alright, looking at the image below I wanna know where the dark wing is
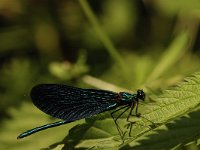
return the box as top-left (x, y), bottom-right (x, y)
top-left (30, 84), bottom-right (118, 122)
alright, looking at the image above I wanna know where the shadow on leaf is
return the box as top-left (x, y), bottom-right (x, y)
top-left (41, 120), bottom-right (95, 150)
top-left (121, 109), bottom-right (200, 150)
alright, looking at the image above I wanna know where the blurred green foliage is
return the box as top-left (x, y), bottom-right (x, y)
top-left (0, 0), bottom-right (200, 149)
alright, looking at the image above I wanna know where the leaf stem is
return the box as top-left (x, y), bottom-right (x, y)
top-left (79, 0), bottom-right (129, 76)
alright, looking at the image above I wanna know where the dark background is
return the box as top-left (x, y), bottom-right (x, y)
top-left (0, 0), bottom-right (200, 149)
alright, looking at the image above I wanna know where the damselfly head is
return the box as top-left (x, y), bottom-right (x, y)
top-left (136, 90), bottom-right (145, 101)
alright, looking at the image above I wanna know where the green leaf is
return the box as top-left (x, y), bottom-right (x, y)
top-left (121, 71), bottom-right (200, 149)
top-left (66, 71), bottom-right (200, 149)
top-left (122, 109), bottom-right (200, 150)
top-left (3, 71), bottom-right (200, 150)
top-left (49, 50), bottom-right (89, 80)
top-left (0, 103), bottom-right (84, 150)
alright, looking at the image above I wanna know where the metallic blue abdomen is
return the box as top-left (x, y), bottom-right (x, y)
top-left (120, 92), bottom-right (135, 103)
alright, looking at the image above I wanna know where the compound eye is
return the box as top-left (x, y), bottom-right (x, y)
top-left (137, 90), bottom-right (145, 100)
